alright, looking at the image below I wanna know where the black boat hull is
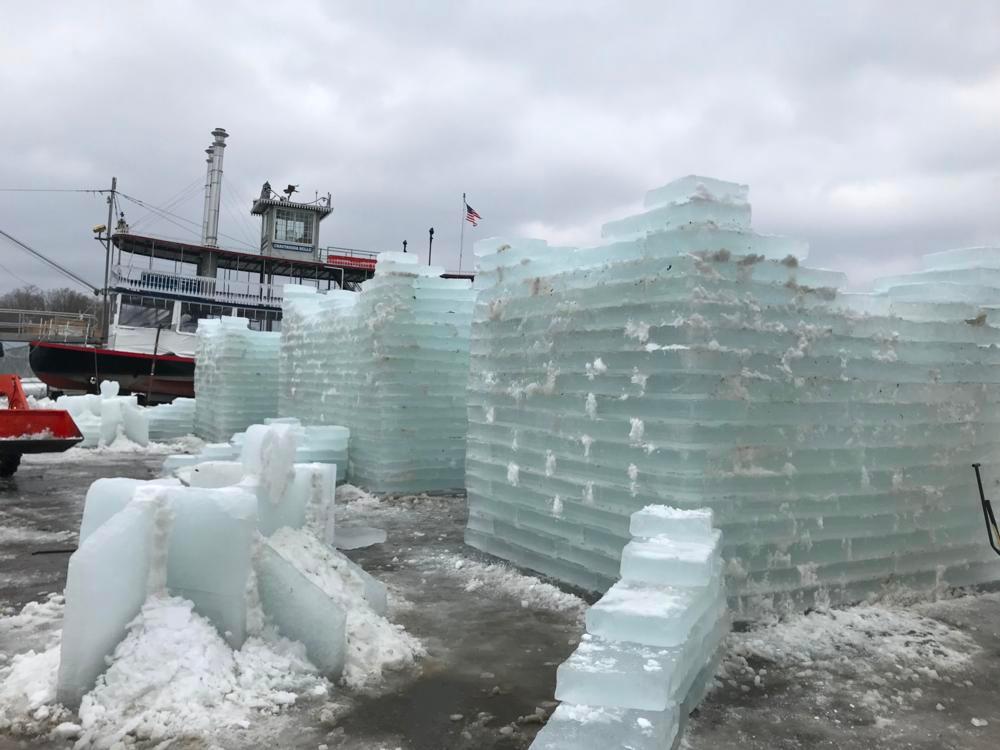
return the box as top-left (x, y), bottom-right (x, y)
top-left (29, 341), bottom-right (195, 401)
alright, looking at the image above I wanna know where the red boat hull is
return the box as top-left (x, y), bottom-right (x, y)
top-left (29, 342), bottom-right (195, 401)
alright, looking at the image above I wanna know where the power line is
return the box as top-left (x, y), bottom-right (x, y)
top-left (0, 228), bottom-right (98, 292)
top-left (0, 187), bottom-right (108, 193)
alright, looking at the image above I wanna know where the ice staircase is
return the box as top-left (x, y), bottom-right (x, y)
top-left (531, 506), bottom-right (728, 749)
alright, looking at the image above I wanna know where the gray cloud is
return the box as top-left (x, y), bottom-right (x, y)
top-left (1, 0), bottom-right (998, 293)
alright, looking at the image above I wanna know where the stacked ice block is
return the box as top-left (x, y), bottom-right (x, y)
top-left (532, 506), bottom-right (728, 749)
top-left (56, 423), bottom-right (385, 708)
top-left (279, 253), bottom-right (476, 492)
top-left (146, 397), bottom-right (196, 441)
top-left (194, 317), bottom-right (280, 442)
top-left (161, 417), bottom-right (349, 483)
top-left (465, 175), bottom-right (1000, 611)
top-left (57, 380), bottom-right (148, 447)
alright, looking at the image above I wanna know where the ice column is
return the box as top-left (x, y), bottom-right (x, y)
top-left (194, 317), bottom-right (280, 442)
top-left (279, 253), bottom-right (475, 493)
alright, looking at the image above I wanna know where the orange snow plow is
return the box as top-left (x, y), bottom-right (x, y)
top-left (0, 375), bottom-right (83, 477)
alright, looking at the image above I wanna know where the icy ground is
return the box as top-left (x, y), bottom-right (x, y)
top-left (1, 456), bottom-right (999, 748)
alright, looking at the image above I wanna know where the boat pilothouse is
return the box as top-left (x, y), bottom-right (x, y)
top-left (30, 128), bottom-right (378, 401)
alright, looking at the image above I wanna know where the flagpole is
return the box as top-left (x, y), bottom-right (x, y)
top-left (459, 192), bottom-right (466, 273)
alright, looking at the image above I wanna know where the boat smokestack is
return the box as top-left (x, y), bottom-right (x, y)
top-left (203, 127), bottom-right (228, 247)
top-left (201, 147), bottom-right (213, 245)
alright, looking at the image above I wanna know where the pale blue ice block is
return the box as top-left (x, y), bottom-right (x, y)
top-left (255, 543), bottom-right (347, 678)
top-left (530, 702), bottom-right (677, 750)
top-left (164, 486), bottom-right (257, 647)
top-left (57, 499), bottom-right (159, 707)
top-left (629, 505), bottom-right (714, 541)
top-left (619, 531), bottom-right (722, 587)
top-left (79, 477), bottom-right (179, 542)
top-left (586, 580), bottom-right (723, 647)
top-left (643, 175), bottom-right (749, 209)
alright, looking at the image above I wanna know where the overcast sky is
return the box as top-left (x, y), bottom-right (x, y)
top-left (1, 0), bottom-right (998, 295)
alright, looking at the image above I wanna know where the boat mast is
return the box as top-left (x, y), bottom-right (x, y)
top-left (102, 175), bottom-right (117, 343)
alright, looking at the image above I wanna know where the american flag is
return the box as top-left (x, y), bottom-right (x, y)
top-left (465, 202), bottom-right (482, 227)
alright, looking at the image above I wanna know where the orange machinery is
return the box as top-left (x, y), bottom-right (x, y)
top-left (0, 375), bottom-right (83, 477)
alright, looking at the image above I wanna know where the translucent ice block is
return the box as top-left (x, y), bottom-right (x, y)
top-left (335, 525), bottom-right (387, 550)
top-left (629, 506), bottom-right (715, 541)
top-left (164, 486), bottom-right (258, 647)
top-left (254, 543), bottom-right (347, 678)
top-left (79, 477), bottom-right (179, 542)
top-left (529, 702), bottom-right (677, 750)
top-left (619, 530), bottom-right (722, 587)
top-left (57, 498), bottom-right (160, 707)
top-left (586, 580), bottom-right (724, 647)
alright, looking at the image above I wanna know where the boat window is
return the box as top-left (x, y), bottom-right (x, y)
top-left (274, 208), bottom-right (314, 245)
top-left (118, 294), bottom-right (173, 328)
top-left (179, 301), bottom-right (228, 333)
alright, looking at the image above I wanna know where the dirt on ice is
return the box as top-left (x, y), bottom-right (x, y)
top-left (2, 453), bottom-right (1000, 749)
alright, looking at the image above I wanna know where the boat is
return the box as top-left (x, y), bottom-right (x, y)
top-left (30, 128), bottom-right (378, 401)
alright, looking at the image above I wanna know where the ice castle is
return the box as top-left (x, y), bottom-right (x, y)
top-left (279, 253), bottom-right (476, 493)
top-left (464, 176), bottom-right (1000, 612)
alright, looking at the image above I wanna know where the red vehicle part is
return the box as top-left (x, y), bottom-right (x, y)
top-left (0, 375), bottom-right (84, 477)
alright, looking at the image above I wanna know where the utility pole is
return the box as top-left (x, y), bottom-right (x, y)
top-left (103, 176), bottom-right (116, 342)
top-left (428, 227), bottom-right (434, 266)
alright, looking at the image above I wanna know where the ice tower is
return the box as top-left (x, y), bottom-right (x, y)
top-left (279, 253), bottom-right (476, 493)
top-left (464, 176), bottom-right (1000, 611)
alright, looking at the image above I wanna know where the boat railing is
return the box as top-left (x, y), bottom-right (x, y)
top-left (320, 245), bottom-right (379, 269)
top-left (0, 308), bottom-right (98, 344)
top-left (111, 265), bottom-right (283, 307)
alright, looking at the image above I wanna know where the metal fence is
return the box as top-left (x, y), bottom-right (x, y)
top-left (0, 308), bottom-right (98, 343)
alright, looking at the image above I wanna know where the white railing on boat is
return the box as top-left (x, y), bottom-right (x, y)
top-left (111, 266), bottom-right (283, 307)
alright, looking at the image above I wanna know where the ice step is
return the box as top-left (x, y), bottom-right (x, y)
top-left (629, 505), bottom-right (715, 541)
top-left (586, 578), bottom-right (721, 647)
top-left (619, 529), bottom-right (722, 586)
top-left (559, 597), bottom-right (727, 710)
top-left (530, 702), bottom-right (678, 750)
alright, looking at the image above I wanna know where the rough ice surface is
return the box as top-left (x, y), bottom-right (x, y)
top-left (254, 543), bottom-right (347, 678)
top-left (278, 253), bottom-right (475, 492)
top-left (166, 417), bottom-right (349, 483)
top-left (55, 422), bottom-right (394, 707)
top-left (145, 397), bottom-right (196, 441)
top-left (532, 505), bottom-right (728, 749)
top-left (465, 176), bottom-right (1000, 611)
top-left (194, 317), bottom-right (280, 442)
top-left (55, 381), bottom-right (149, 448)
top-left (334, 525), bottom-right (388, 550)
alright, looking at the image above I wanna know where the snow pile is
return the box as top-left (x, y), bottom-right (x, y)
top-left (719, 598), bottom-right (980, 714)
top-left (465, 175), bottom-right (1000, 609)
top-left (279, 253), bottom-right (476, 493)
top-left (76, 595), bottom-right (326, 747)
top-left (194, 317), bottom-right (280, 442)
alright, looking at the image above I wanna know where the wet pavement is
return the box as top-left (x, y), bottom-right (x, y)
top-left (2, 453), bottom-right (1000, 749)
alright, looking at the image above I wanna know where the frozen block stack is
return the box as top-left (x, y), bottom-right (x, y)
top-left (57, 380), bottom-right (148, 447)
top-left (146, 397), bottom-right (196, 441)
top-left (161, 417), bottom-right (349, 483)
top-left (279, 253), bottom-right (476, 492)
top-left (194, 317), bottom-right (280, 442)
top-left (532, 506), bottom-right (728, 750)
top-left (465, 175), bottom-right (1000, 611)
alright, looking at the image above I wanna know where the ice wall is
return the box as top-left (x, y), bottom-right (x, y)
top-left (465, 176), bottom-right (1000, 611)
top-left (279, 253), bottom-right (476, 492)
top-left (146, 397), bottom-right (196, 441)
top-left (194, 317), bottom-right (280, 442)
top-left (57, 381), bottom-right (148, 447)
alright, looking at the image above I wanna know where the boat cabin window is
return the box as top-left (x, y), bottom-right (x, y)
top-left (238, 307), bottom-right (281, 332)
top-left (274, 207), bottom-right (314, 246)
top-left (118, 294), bottom-right (173, 328)
top-left (179, 301), bottom-right (229, 333)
